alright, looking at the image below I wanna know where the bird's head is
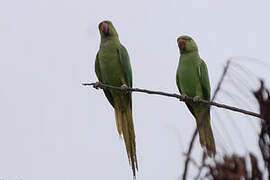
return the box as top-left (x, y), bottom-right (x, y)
top-left (98, 20), bottom-right (118, 39)
top-left (177, 35), bottom-right (198, 54)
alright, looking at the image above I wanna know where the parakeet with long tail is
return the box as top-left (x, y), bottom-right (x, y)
top-left (176, 35), bottom-right (216, 156)
top-left (94, 20), bottom-right (137, 176)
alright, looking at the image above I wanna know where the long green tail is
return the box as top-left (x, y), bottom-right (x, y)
top-left (196, 113), bottom-right (216, 156)
top-left (115, 106), bottom-right (138, 177)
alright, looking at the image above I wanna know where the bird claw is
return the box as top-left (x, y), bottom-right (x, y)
top-left (180, 94), bottom-right (188, 101)
top-left (120, 84), bottom-right (129, 94)
top-left (193, 96), bottom-right (201, 103)
top-left (93, 82), bottom-right (100, 89)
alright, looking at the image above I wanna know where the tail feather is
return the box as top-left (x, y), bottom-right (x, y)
top-left (197, 114), bottom-right (216, 156)
top-left (115, 106), bottom-right (138, 177)
top-left (115, 110), bottom-right (123, 136)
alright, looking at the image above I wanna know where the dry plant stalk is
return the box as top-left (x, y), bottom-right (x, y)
top-left (254, 80), bottom-right (270, 179)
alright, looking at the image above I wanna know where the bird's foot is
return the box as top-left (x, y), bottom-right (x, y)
top-left (193, 96), bottom-right (201, 103)
top-left (180, 94), bottom-right (188, 101)
top-left (120, 84), bottom-right (129, 94)
top-left (93, 82), bottom-right (100, 89)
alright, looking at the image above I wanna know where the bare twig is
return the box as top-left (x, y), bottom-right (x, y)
top-left (212, 61), bottom-right (231, 99)
top-left (82, 70), bottom-right (261, 119)
top-left (182, 60), bottom-right (230, 180)
top-left (194, 152), bottom-right (207, 180)
top-left (254, 80), bottom-right (270, 178)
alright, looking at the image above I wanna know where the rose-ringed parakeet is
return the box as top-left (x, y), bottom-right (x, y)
top-left (94, 21), bottom-right (138, 176)
top-left (176, 35), bottom-right (216, 156)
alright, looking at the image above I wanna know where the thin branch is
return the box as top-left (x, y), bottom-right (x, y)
top-left (82, 69), bottom-right (261, 119)
top-left (194, 152), bottom-right (207, 180)
top-left (182, 60), bottom-right (231, 180)
top-left (212, 60), bottom-right (230, 99)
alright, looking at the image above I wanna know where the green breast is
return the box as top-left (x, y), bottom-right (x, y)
top-left (177, 57), bottom-right (203, 98)
top-left (99, 42), bottom-right (124, 87)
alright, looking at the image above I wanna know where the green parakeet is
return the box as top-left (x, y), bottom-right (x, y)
top-left (176, 35), bottom-right (216, 156)
top-left (94, 21), bottom-right (137, 176)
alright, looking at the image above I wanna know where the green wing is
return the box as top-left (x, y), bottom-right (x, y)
top-left (117, 45), bottom-right (133, 108)
top-left (117, 45), bottom-right (132, 88)
top-left (176, 73), bottom-right (196, 117)
top-left (95, 52), bottom-right (115, 107)
top-left (198, 60), bottom-right (211, 101)
top-left (176, 75), bottom-right (182, 94)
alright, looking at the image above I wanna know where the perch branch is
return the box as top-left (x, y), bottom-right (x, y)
top-left (82, 73), bottom-right (261, 119)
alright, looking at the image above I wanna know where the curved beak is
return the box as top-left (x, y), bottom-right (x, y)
top-left (101, 22), bottom-right (109, 35)
top-left (178, 39), bottom-right (186, 50)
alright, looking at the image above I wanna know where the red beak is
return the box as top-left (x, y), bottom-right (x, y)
top-left (101, 22), bottom-right (108, 34)
top-left (178, 39), bottom-right (185, 50)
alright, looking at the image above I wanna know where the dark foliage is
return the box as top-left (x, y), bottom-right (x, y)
top-left (193, 81), bottom-right (270, 179)
top-left (203, 153), bottom-right (262, 180)
top-left (250, 153), bottom-right (263, 180)
top-left (254, 80), bottom-right (270, 179)
top-left (206, 154), bottom-right (248, 179)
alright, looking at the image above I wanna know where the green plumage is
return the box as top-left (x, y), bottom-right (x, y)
top-left (176, 35), bottom-right (216, 156)
top-left (95, 21), bottom-right (137, 177)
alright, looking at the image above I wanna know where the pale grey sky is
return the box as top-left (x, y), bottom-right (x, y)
top-left (0, 0), bottom-right (270, 179)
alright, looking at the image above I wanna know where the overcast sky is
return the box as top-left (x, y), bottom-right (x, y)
top-left (1, 0), bottom-right (270, 179)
